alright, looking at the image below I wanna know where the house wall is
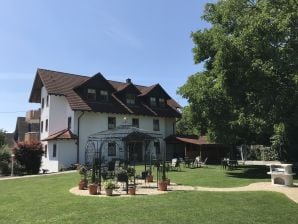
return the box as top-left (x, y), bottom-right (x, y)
top-left (74, 111), bottom-right (175, 164)
top-left (39, 90), bottom-right (176, 171)
top-left (41, 140), bottom-right (77, 172)
top-left (40, 87), bottom-right (49, 140)
top-left (41, 141), bottom-right (58, 172)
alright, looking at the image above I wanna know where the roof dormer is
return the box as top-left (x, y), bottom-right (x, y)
top-left (74, 73), bottom-right (115, 102)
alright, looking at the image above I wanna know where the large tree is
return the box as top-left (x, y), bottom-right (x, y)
top-left (178, 0), bottom-right (298, 161)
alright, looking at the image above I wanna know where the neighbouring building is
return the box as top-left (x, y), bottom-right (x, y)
top-left (14, 109), bottom-right (40, 144)
top-left (165, 135), bottom-right (229, 163)
top-left (29, 69), bottom-right (181, 172)
top-left (3, 133), bottom-right (15, 150)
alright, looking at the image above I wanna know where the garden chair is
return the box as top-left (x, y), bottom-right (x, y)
top-left (170, 158), bottom-right (181, 171)
top-left (192, 156), bottom-right (201, 168)
top-left (200, 157), bottom-right (208, 168)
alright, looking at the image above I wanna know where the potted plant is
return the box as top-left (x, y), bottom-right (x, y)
top-left (103, 180), bottom-right (116, 196)
top-left (88, 159), bottom-right (98, 195)
top-left (158, 161), bottom-right (168, 191)
top-left (116, 169), bottom-right (128, 183)
top-left (78, 165), bottom-right (88, 190)
top-left (128, 184), bottom-right (136, 195)
top-left (146, 167), bottom-right (153, 182)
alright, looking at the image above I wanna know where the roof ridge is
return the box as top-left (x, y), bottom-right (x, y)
top-left (38, 68), bottom-right (154, 89)
top-left (37, 68), bottom-right (89, 78)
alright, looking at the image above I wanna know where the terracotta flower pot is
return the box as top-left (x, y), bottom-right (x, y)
top-left (105, 188), bottom-right (113, 196)
top-left (79, 180), bottom-right (87, 190)
top-left (146, 175), bottom-right (153, 182)
top-left (158, 181), bottom-right (168, 191)
top-left (88, 184), bottom-right (98, 195)
top-left (128, 186), bottom-right (136, 195)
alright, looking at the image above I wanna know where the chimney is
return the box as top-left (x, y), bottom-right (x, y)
top-left (126, 78), bottom-right (131, 84)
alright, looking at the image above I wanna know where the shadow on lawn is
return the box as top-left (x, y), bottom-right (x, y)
top-left (225, 166), bottom-right (269, 180)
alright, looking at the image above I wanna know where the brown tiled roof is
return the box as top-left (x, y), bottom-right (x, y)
top-left (29, 68), bottom-right (181, 118)
top-left (41, 129), bottom-right (78, 141)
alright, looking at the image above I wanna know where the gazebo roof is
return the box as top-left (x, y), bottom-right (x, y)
top-left (88, 123), bottom-right (162, 141)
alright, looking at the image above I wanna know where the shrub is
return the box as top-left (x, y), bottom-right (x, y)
top-left (0, 150), bottom-right (11, 175)
top-left (13, 142), bottom-right (43, 174)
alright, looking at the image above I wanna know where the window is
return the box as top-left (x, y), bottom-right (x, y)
top-left (108, 117), bottom-right (116, 129)
top-left (126, 93), bottom-right (135, 105)
top-left (68, 117), bottom-right (72, 129)
top-left (40, 121), bottom-right (43, 133)
top-left (44, 145), bottom-right (48, 158)
top-left (46, 95), bottom-right (49, 107)
top-left (150, 97), bottom-right (156, 106)
top-left (154, 142), bottom-right (160, 154)
top-left (108, 142), bottom-right (116, 156)
top-left (153, 119), bottom-right (160, 131)
top-left (53, 144), bottom-right (57, 158)
top-left (159, 98), bottom-right (165, 107)
top-left (41, 98), bottom-right (45, 109)
top-left (132, 118), bottom-right (139, 128)
top-left (45, 119), bottom-right (48, 132)
top-left (99, 90), bottom-right (109, 101)
top-left (87, 89), bottom-right (96, 100)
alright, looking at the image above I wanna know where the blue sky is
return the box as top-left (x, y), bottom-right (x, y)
top-left (0, 0), bottom-right (213, 132)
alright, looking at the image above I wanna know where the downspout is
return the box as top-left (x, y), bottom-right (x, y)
top-left (77, 111), bottom-right (85, 164)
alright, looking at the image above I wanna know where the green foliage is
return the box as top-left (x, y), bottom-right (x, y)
top-left (13, 142), bottom-right (43, 174)
top-left (78, 165), bottom-right (88, 180)
top-left (103, 179), bottom-right (116, 189)
top-left (176, 106), bottom-right (199, 135)
top-left (0, 150), bottom-right (11, 175)
top-left (247, 145), bottom-right (279, 161)
top-left (179, 0), bottom-right (298, 160)
top-left (0, 129), bottom-right (6, 149)
top-left (270, 123), bottom-right (288, 160)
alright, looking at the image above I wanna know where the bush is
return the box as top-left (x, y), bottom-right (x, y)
top-left (13, 142), bottom-right (43, 174)
top-left (247, 145), bottom-right (279, 161)
top-left (0, 150), bottom-right (11, 175)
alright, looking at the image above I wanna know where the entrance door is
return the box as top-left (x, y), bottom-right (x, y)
top-left (128, 142), bottom-right (143, 162)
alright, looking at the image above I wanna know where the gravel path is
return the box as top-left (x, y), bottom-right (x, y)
top-left (69, 181), bottom-right (298, 203)
top-left (195, 182), bottom-right (298, 203)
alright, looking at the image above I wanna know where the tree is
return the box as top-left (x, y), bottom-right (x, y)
top-left (178, 0), bottom-right (298, 161)
top-left (14, 142), bottom-right (43, 174)
top-left (0, 129), bottom-right (6, 149)
top-left (176, 106), bottom-right (199, 135)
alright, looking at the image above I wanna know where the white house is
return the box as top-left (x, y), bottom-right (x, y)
top-left (29, 69), bottom-right (181, 172)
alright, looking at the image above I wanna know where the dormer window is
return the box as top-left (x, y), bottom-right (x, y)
top-left (126, 93), bottom-right (135, 105)
top-left (159, 98), bottom-right (165, 107)
top-left (150, 97), bottom-right (156, 107)
top-left (87, 89), bottom-right (96, 100)
top-left (100, 90), bottom-right (108, 101)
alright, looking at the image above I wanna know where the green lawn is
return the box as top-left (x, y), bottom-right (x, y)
top-left (167, 165), bottom-right (273, 187)
top-left (0, 166), bottom-right (297, 224)
top-left (142, 164), bottom-right (297, 188)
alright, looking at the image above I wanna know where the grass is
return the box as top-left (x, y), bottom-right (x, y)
top-left (0, 166), bottom-right (297, 224)
top-left (167, 165), bottom-right (272, 187)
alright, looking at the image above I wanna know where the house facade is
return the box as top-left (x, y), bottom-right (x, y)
top-left (29, 69), bottom-right (181, 172)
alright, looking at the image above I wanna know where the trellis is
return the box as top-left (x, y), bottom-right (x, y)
top-left (84, 123), bottom-right (163, 188)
